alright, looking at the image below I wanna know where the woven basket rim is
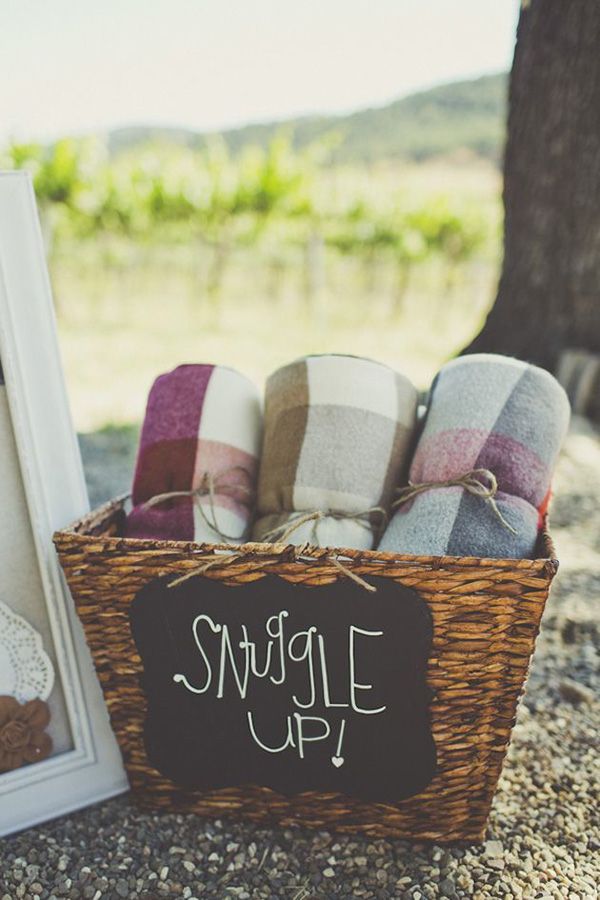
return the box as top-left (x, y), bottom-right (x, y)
top-left (53, 493), bottom-right (559, 575)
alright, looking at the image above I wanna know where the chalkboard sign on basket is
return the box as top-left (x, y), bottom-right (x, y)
top-left (130, 573), bottom-right (437, 803)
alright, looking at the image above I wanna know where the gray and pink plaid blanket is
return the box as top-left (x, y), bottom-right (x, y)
top-left (379, 354), bottom-right (570, 559)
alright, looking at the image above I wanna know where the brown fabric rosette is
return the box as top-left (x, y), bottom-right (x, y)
top-left (0, 696), bottom-right (52, 772)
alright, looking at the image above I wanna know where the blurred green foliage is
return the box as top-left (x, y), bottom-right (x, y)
top-left (2, 132), bottom-right (488, 315)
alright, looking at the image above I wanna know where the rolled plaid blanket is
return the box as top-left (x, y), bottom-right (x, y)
top-left (252, 355), bottom-right (418, 549)
top-left (379, 354), bottom-right (570, 559)
top-left (126, 364), bottom-right (262, 543)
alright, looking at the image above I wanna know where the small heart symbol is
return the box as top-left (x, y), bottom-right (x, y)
top-left (331, 756), bottom-right (344, 768)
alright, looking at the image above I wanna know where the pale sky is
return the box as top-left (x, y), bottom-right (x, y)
top-left (0, 0), bottom-right (520, 143)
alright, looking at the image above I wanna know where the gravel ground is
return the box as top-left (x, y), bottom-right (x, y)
top-left (1, 418), bottom-right (598, 899)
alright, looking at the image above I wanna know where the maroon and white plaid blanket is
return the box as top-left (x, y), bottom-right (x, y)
top-left (126, 364), bottom-right (262, 543)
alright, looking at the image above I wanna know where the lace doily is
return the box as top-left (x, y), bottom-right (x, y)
top-left (0, 600), bottom-right (55, 702)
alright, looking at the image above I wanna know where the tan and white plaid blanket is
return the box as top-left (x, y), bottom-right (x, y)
top-left (252, 355), bottom-right (418, 549)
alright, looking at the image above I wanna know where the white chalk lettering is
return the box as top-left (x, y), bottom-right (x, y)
top-left (293, 713), bottom-right (331, 759)
top-left (288, 627), bottom-right (317, 709)
top-left (266, 611), bottom-right (289, 684)
top-left (349, 626), bottom-right (386, 715)
top-left (174, 608), bottom-right (388, 764)
top-left (247, 711), bottom-right (295, 753)
top-left (318, 634), bottom-right (349, 708)
top-left (173, 614), bottom-right (221, 694)
top-left (217, 624), bottom-right (250, 700)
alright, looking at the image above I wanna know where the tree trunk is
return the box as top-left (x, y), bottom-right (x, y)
top-left (462, 0), bottom-right (600, 371)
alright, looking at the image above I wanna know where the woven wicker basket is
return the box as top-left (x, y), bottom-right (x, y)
top-left (53, 495), bottom-right (558, 842)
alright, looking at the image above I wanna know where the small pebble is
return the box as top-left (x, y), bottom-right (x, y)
top-left (439, 876), bottom-right (457, 897)
top-left (558, 678), bottom-right (595, 705)
top-left (484, 840), bottom-right (504, 858)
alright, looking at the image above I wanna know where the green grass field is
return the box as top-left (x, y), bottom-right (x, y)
top-left (52, 160), bottom-right (502, 431)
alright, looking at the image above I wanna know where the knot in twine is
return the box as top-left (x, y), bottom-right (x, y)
top-left (261, 506), bottom-right (389, 593)
top-left (393, 467), bottom-right (517, 535)
top-left (262, 506), bottom-right (388, 546)
top-left (142, 465), bottom-right (254, 543)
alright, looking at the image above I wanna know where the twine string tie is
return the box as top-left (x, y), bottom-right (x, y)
top-left (142, 465), bottom-right (254, 543)
top-left (392, 467), bottom-right (518, 535)
top-left (261, 506), bottom-right (388, 593)
top-left (262, 506), bottom-right (388, 546)
top-left (143, 475), bottom-right (379, 591)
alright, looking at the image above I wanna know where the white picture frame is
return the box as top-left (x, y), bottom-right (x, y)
top-left (0, 171), bottom-right (127, 836)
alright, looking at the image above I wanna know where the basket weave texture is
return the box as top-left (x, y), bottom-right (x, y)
top-left (53, 495), bottom-right (558, 842)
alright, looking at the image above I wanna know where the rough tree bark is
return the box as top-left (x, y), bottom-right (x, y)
top-left (462, 0), bottom-right (600, 371)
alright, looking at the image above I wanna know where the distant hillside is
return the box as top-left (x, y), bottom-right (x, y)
top-left (109, 72), bottom-right (507, 165)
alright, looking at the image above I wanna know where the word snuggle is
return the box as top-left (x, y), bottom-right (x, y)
top-left (130, 573), bottom-right (436, 801)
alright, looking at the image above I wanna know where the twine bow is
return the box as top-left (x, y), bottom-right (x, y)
top-left (261, 506), bottom-right (389, 545)
top-left (142, 465), bottom-right (254, 543)
top-left (260, 507), bottom-right (389, 593)
top-left (393, 467), bottom-right (518, 535)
